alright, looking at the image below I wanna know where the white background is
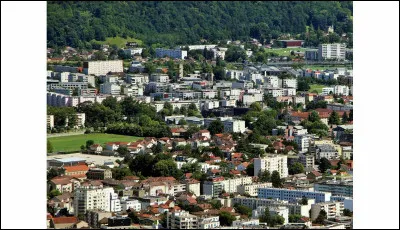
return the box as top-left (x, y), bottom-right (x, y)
top-left (1, 1), bottom-right (399, 229)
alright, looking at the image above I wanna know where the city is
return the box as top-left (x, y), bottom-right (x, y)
top-left (43, 2), bottom-right (357, 229)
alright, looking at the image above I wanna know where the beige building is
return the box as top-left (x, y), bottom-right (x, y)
top-left (47, 115), bottom-right (55, 129)
top-left (311, 201), bottom-right (344, 221)
top-left (86, 168), bottom-right (113, 180)
top-left (83, 60), bottom-right (123, 76)
top-left (254, 154), bottom-right (288, 178)
top-left (237, 183), bottom-right (272, 197)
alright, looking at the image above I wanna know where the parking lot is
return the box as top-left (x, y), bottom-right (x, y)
top-left (47, 153), bottom-right (124, 166)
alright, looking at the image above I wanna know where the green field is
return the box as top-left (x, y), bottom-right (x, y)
top-left (266, 48), bottom-right (307, 56)
top-left (309, 84), bottom-right (326, 94)
top-left (48, 133), bottom-right (142, 152)
top-left (90, 36), bottom-right (144, 48)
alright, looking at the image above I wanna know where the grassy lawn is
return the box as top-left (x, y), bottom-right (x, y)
top-left (266, 48), bottom-right (307, 56)
top-left (309, 84), bottom-right (326, 94)
top-left (90, 36), bottom-right (144, 48)
top-left (48, 133), bottom-right (142, 153)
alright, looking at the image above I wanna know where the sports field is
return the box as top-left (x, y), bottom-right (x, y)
top-left (309, 84), bottom-right (326, 94)
top-left (47, 133), bottom-right (142, 153)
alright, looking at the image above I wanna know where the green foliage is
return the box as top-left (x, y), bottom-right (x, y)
top-left (342, 112), bottom-right (348, 123)
top-left (47, 140), bottom-right (54, 153)
top-left (318, 157), bottom-right (332, 173)
top-left (260, 207), bottom-right (285, 227)
top-left (343, 209), bottom-right (353, 217)
top-left (308, 110), bottom-right (320, 122)
top-left (128, 211), bottom-right (140, 224)
top-left (328, 111), bottom-right (341, 125)
top-left (271, 170), bottom-right (283, 188)
top-left (208, 119), bottom-right (224, 135)
top-left (85, 140), bottom-right (94, 149)
top-left (250, 102), bottom-right (262, 112)
top-left (210, 200), bottom-right (222, 209)
top-left (219, 211), bottom-right (236, 226)
top-left (245, 163), bottom-right (254, 176)
top-left (234, 204), bottom-right (252, 217)
top-left (47, 168), bottom-right (65, 181)
top-left (253, 114), bottom-right (277, 136)
top-left (47, 2), bottom-right (353, 49)
top-left (112, 167), bottom-right (133, 180)
top-left (301, 197), bottom-right (308, 205)
top-left (289, 214), bottom-right (303, 223)
top-left (48, 189), bottom-right (62, 199)
top-left (314, 209), bottom-right (327, 224)
top-left (259, 170), bottom-right (271, 183)
top-left (289, 162), bottom-right (305, 175)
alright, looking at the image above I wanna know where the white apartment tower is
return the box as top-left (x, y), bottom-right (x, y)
top-left (73, 185), bottom-right (115, 216)
top-left (254, 155), bottom-right (288, 178)
top-left (83, 60), bottom-right (123, 76)
top-left (318, 43), bottom-right (346, 60)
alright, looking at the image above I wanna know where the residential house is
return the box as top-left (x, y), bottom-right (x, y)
top-left (50, 217), bottom-right (79, 229)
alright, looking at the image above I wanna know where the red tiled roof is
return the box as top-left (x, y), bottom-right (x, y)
top-left (52, 217), bottom-right (79, 224)
top-left (64, 165), bottom-right (89, 173)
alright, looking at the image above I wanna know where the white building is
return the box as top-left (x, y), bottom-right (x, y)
top-left (123, 86), bottom-right (143, 97)
top-left (198, 215), bottom-right (220, 229)
top-left (232, 219), bottom-right (260, 227)
top-left (333, 85), bottom-right (349, 96)
top-left (204, 117), bottom-right (246, 133)
top-left (156, 48), bottom-right (187, 60)
top-left (221, 176), bottom-right (253, 193)
top-left (252, 206), bottom-right (289, 224)
top-left (322, 87), bottom-right (335, 96)
top-left (120, 199), bottom-right (141, 212)
top-left (100, 83), bottom-right (121, 95)
top-left (185, 179), bottom-right (201, 196)
top-left (318, 43), bottom-right (346, 60)
top-left (237, 183), bottom-right (272, 197)
top-left (254, 155), bottom-right (288, 178)
top-left (73, 185), bottom-right (115, 215)
top-left (311, 201), bottom-right (344, 220)
top-left (265, 76), bottom-right (279, 88)
top-left (47, 115), bottom-right (54, 129)
top-left (232, 80), bottom-right (254, 89)
top-left (258, 187), bottom-right (331, 203)
top-left (242, 93), bottom-right (263, 106)
top-left (294, 135), bottom-right (313, 153)
top-left (203, 177), bottom-right (253, 197)
top-left (83, 60), bottom-right (123, 76)
top-left (126, 74), bottom-right (149, 85)
top-left (110, 192), bottom-right (121, 212)
top-left (167, 211), bottom-right (198, 229)
top-left (282, 79), bottom-right (298, 88)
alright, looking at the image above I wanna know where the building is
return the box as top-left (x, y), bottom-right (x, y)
top-left (204, 117), bottom-right (246, 133)
top-left (305, 49), bottom-right (319, 61)
top-left (318, 43), bottom-right (346, 60)
top-left (86, 168), bottom-right (113, 180)
top-left (66, 113), bottom-right (86, 128)
top-left (184, 179), bottom-right (201, 196)
top-left (333, 85), bottom-right (349, 96)
top-left (73, 185), bottom-right (115, 215)
top-left (50, 216), bottom-right (79, 229)
top-left (100, 83), bottom-right (121, 95)
top-left (47, 115), bottom-right (55, 129)
top-left (203, 177), bottom-right (253, 197)
top-left (316, 144), bottom-right (339, 160)
top-left (150, 74), bottom-right (169, 83)
top-left (237, 183), bottom-right (272, 197)
top-left (311, 201), bottom-right (344, 221)
top-left (294, 135), bottom-right (313, 153)
top-left (252, 206), bottom-right (289, 224)
top-left (254, 155), bottom-right (288, 178)
top-left (278, 40), bottom-right (304, 48)
top-left (198, 215), bottom-right (220, 229)
top-left (63, 165), bottom-right (89, 179)
top-left (85, 211), bottom-right (113, 228)
top-left (299, 154), bottom-right (315, 171)
top-left (107, 216), bottom-right (131, 227)
top-left (156, 48), bottom-right (187, 60)
top-left (322, 87), bottom-right (335, 96)
top-left (314, 180), bottom-right (353, 197)
top-left (258, 188), bottom-right (331, 203)
top-left (120, 199), bottom-right (141, 212)
top-left (167, 211), bottom-right (198, 229)
top-left (282, 79), bottom-right (298, 88)
top-left (83, 60), bottom-right (123, 76)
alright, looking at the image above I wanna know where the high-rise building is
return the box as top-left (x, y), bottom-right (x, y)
top-left (254, 155), bottom-right (288, 178)
top-left (318, 43), bottom-right (346, 60)
top-left (73, 185), bottom-right (115, 216)
top-left (83, 60), bottom-right (123, 76)
top-left (167, 211), bottom-right (198, 229)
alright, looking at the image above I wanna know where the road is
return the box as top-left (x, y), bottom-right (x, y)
top-left (47, 131), bottom-right (85, 138)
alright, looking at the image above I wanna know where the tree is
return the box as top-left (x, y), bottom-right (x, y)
top-left (259, 170), bottom-right (271, 183)
top-left (80, 145), bottom-right (85, 151)
top-left (342, 111), bottom-right (348, 123)
top-left (128, 211), bottom-right (140, 223)
top-left (253, 114), bottom-right (277, 136)
top-left (308, 110), bottom-right (320, 122)
top-left (271, 170), bottom-right (283, 188)
top-left (343, 209), bottom-right (353, 217)
top-left (47, 140), bottom-right (54, 153)
top-left (86, 140), bottom-right (94, 149)
top-left (250, 102), bottom-right (262, 112)
top-left (48, 189), bottom-right (62, 199)
top-left (289, 214), bottom-right (302, 223)
top-left (47, 167), bottom-right (65, 180)
top-left (318, 157), bottom-right (332, 173)
top-left (208, 119), bottom-right (224, 135)
top-left (289, 162), bottom-right (305, 175)
top-left (234, 204), bottom-right (252, 217)
top-left (210, 200), bottom-right (222, 209)
top-left (219, 211), bottom-right (236, 226)
top-left (314, 209), bottom-right (327, 224)
top-left (117, 146), bottom-right (130, 156)
top-left (301, 197), bottom-right (308, 205)
top-left (328, 111), bottom-right (341, 125)
top-left (112, 167), bottom-right (133, 180)
top-left (348, 109), bottom-right (353, 121)
top-left (245, 163), bottom-right (254, 176)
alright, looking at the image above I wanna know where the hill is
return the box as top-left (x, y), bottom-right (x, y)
top-left (47, 1), bottom-right (353, 49)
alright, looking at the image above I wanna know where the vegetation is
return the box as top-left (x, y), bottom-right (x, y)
top-left (219, 211), bottom-right (236, 226)
top-left (260, 207), bottom-right (285, 227)
top-left (234, 204), bottom-right (252, 217)
top-left (47, 140), bottom-right (54, 153)
top-left (318, 157), bottom-right (332, 173)
top-left (289, 214), bottom-right (303, 223)
top-left (207, 119), bottom-right (224, 135)
top-left (314, 209), bottom-right (327, 224)
top-left (47, 133), bottom-right (141, 152)
top-left (289, 162), bottom-right (305, 175)
top-left (48, 2), bottom-right (353, 49)
top-left (271, 170), bottom-right (284, 188)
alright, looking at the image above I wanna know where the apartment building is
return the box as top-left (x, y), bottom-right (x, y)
top-left (198, 215), bottom-right (220, 229)
top-left (47, 115), bottom-right (54, 129)
top-left (316, 144), bottom-right (339, 160)
top-left (254, 154), bottom-right (288, 178)
top-left (86, 168), bottom-right (113, 180)
top-left (299, 154), bottom-right (315, 170)
top-left (232, 197), bottom-right (313, 217)
top-left (252, 206), bottom-right (289, 224)
top-left (305, 49), bottom-right (319, 61)
top-left (203, 177), bottom-right (253, 197)
top-left (156, 48), bottom-right (187, 60)
top-left (294, 135), bottom-right (313, 153)
top-left (120, 198), bottom-right (141, 212)
top-left (311, 201), bottom-right (344, 220)
top-left (333, 85), bottom-right (349, 96)
top-left (322, 87), bottom-right (335, 96)
top-left (232, 80), bottom-right (254, 89)
top-left (167, 211), bottom-right (198, 229)
top-left (237, 183), bottom-right (273, 197)
top-left (150, 74), bottom-right (169, 83)
top-left (258, 187), bottom-right (331, 203)
top-left (318, 43), bottom-right (346, 60)
top-left (73, 185), bottom-right (115, 215)
top-left (281, 79), bottom-right (298, 88)
top-left (123, 86), bottom-right (143, 97)
top-left (100, 82), bottom-right (121, 95)
top-left (83, 60), bottom-right (123, 76)
top-left (314, 180), bottom-right (353, 197)
top-left (265, 76), bottom-right (279, 88)
top-left (126, 74), bottom-right (149, 85)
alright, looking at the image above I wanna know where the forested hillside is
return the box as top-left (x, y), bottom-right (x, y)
top-left (47, 1), bottom-right (353, 49)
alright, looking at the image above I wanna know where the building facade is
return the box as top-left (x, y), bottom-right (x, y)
top-left (254, 155), bottom-right (288, 178)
